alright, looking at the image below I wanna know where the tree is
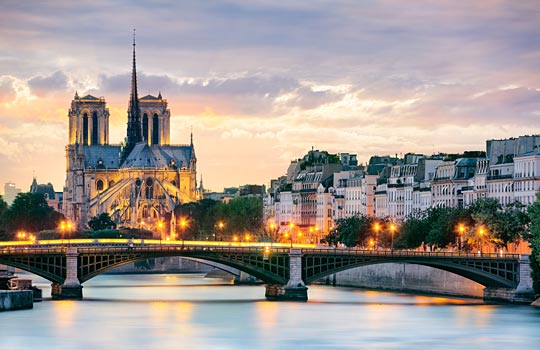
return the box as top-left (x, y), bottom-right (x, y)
top-left (2, 192), bottom-right (64, 239)
top-left (0, 195), bottom-right (8, 240)
top-left (323, 215), bottom-right (375, 248)
top-left (424, 207), bottom-right (468, 250)
top-left (525, 197), bottom-right (540, 295)
top-left (395, 214), bottom-right (429, 249)
top-left (469, 198), bottom-right (529, 251)
top-left (88, 213), bottom-right (117, 231)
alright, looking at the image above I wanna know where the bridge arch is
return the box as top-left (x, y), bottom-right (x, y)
top-left (0, 254), bottom-right (65, 284)
top-left (77, 248), bottom-right (290, 286)
top-left (301, 254), bottom-right (520, 289)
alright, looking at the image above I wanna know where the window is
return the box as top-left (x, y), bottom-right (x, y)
top-left (92, 112), bottom-right (98, 144)
top-left (83, 113), bottom-right (89, 144)
top-left (143, 113), bottom-right (149, 142)
top-left (96, 179), bottom-right (104, 191)
top-left (152, 114), bottom-right (159, 145)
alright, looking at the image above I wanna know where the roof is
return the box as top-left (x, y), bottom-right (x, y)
top-left (80, 94), bottom-right (100, 100)
top-left (83, 145), bottom-right (122, 168)
top-left (140, 95), bottom-right (160, 100)
top-left (121, 142), bottom-right (193, 169)
top-left (456, 158), bottom-right (480, 167)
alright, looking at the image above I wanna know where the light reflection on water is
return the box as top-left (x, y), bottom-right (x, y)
top-left (1, 273), bottom-right (539, 350)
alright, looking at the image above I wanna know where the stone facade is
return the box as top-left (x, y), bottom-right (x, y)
top-left (63, 41), bottom-right (199, 231)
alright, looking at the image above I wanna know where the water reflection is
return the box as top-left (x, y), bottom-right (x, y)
top-left (1, 273), bottom-right (539, 350)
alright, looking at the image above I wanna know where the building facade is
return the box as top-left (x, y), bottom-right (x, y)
top-left (63, 39), bottom-right (199, 233)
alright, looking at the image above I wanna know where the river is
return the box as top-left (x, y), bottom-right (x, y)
top-left (1, 273), bottom-right (539, 350)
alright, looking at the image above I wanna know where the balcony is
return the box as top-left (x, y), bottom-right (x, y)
top-left (487, 174), bottom-right (513, 181)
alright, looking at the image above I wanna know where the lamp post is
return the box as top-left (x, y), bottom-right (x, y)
top-left (269, 221), bottom-right (276, 243)
top-left (373, 222), bottom-right (380, 250)
top-left (288, 222), bottom-right (294, 248)
top-left (218, 221), bottom-right (224, 241)
top-left (478, 226), bottom-right (485, 254)
top-left (390, 222), bottom-right (396, 252)
top-left (457, 223), bottom-right (465, 252)
top-left (180, 218), bottom-right (187, 247)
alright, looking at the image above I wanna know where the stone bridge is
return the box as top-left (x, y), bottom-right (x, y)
top-left (0, 241), bottom-right (535, 303)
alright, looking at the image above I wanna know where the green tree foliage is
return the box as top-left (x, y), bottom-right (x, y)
top-left (173, 197), bottom-right (263, 241)
top-left (469, 198), bottom-right (529, 250)
top-left (0, 195), bottom-right (8, 240)
top-left (324, 215), bottom-right (377, 247)
top-left (395, 214), bottom-right (429, 249)
top-left (424, 207), bottom-right (470, 250)
top-left (88, 213), bottom-right (117, 231)
top-left (525, 199), bottom-right (540, 295)
top-left (1, 193), bottom-right (64, 239)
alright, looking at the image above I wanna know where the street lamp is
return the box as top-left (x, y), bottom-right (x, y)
top-left (390, 222), bottom-right (396, 252)
top-left (289, 222), bottom-right (295, 248)
top-left (179, 218), bottom-right (187, 247)
top-left (373, 222), bottom-right (380, 250)
top-left (218, 221), bottom-right (224, 241)
top-left (269, 221), bottom-right (276, 242)
top-left (478, 226), bottom-right (485, 254)
top-left (457, 223), bottom-right (465, 252)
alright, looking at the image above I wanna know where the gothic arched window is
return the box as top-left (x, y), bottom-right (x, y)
top-left (96, 179), bottom-right (104, 191)
top-left (143, 113), bottom-right (149, 142)
top-left (92, 111), bottom-right (98, 144)
top-left (83, 113), bottom-right (89, 144)
top-left (152, 113), bottom-right (159, 145)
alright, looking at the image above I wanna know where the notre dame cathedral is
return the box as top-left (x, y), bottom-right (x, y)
top-left (62, 37), bottom-right (200, 233)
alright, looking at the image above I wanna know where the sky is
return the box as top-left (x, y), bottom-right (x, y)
top-left (1, 0), bottom-right (539, 193)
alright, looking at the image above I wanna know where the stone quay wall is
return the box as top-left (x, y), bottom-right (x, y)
top-left (329, 263), bottom-right (485, 298)
top-left (0, 290), bottom-right (33, 311)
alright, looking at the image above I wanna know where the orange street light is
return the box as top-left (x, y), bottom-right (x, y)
top-left (478, 226), bottom-right (486, 254)
top-left (373, 222), bottom-right (380, 250)
top-left (179, 218), bottom-right (188, 246)
top-left (457, 223), bottom-right (465, 251)
top-left (217, 221), bottom-right (225, 241)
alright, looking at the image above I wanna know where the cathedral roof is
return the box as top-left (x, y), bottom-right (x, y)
top-left (120, 142), bottom-right (193, 169)
top-left (82, 145), bottom-right (122, 168)
top-left (139, 94), bottom-right (160, 100)
top-left (80, 94), bottom-right (100, 100)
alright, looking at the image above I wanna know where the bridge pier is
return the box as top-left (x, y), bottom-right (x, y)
top-left (52, 247), bottom-right (83, 300)
top-left (265, 249), bottom-right (308, 301)
top-left (483, 255), bottom-right (535, 304)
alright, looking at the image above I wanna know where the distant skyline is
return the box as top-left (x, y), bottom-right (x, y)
top-left (1, 1), bottom-right (539, 193)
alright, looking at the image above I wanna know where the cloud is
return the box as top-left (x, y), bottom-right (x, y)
top-left (28, 71), bottom-right (68, 97)
top-left (0, 77), bottom-right (16, 103)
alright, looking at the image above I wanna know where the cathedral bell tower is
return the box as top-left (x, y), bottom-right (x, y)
top-left (67, 92), bottom-right (110, 145)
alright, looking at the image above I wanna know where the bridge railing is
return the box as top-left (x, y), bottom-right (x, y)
top-left (0, 246), bottom-right (66, 254)
top-left (301, 248), bottom-right (520, 259)
top-left (77, 245), bottom-right (291, 254)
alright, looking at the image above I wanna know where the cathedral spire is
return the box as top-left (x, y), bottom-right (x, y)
top-left (126, 29), bottom-right (142, 150)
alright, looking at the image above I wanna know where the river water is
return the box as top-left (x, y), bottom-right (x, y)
top-left (1, 273), bottom-right (539, 350)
